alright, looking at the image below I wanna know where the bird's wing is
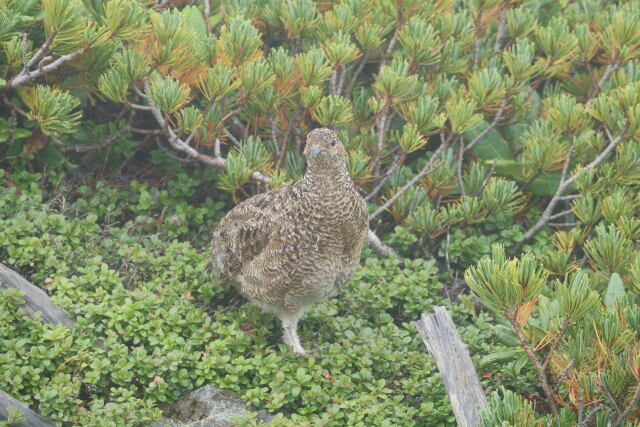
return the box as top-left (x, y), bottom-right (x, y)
top-left (210, 183), bottom-right (296, 283)
top-left (341, 197), bottom-right (369, 266)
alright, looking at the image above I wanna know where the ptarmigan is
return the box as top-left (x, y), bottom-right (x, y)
top-left (210, 128), bottom-right (368, 355)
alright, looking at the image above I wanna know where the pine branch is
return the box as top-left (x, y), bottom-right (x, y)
top-left (336, 63), bottom-right (352, 96)
top-left (613, 378), bottom-right (640, 427)
top-left (130, 127), bottom-right (164, 135)
top-left (522, 127), bottom-right (627, 243)
top-left (586, 61), bottom-right (620, 104)
top-left (521, 169), bottom-right (542, 194)
top-left (599, 382), bottom-right (623, 419)
top-left (369, 137), bottom-right (450, 220)
top-left (578, 402), bottom-right (603, 426)
top-left (472, 8), bottom-right (484, 70)
top-left (380, 33), bottom-right (398, 67)
top-left (548, 209), bottom-right (573, 221)
top-left (345, 51), bottom-right (369, 95)
top-left (63, 125), bottom-right (131, 152)
top-left (464, 98), bottom-right (508, 152)
top-left (330, 67), bottom-right (338, 95)
top-left (203, 0), bottom-right (213, 35)
top-left (543, 317), bottom-right (571, 370)
top-left (456, 136), bottom-right (466, 196)
top-left (366, 229), bottom-right (396, 257)
top-left (2, 95), bottom-right (29, 118)
top-left (552, 359), bottom-right (575, 392)
top-left (506, 311), bottom-right (559, 415)
top-left (547, 222), bottom-right (576, 228)
top-left (363, 153), bottom-right (405, 202)
top-left (21, 32), bottom-right (29, 72)
top-left (6, 44), bottom-right (92, 89)
top-left (141, 82), bottom-right (270, 183)
top-left (372, 97), bottom-right (391, 176)
top-left (493, 0), bottom-right (509, 53)
top-left (27, 29), bottom-right (58, 69)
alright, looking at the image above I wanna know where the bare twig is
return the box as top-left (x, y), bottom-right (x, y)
top-left (214, 137), bottom-right (221, 158)
top-left (62, 125), bottom-right (131, 152)
top-left (457, 136), bottom-right (466, 196)
top-left (599, 382), bottom-right (623, 418)
top-left (345, 51), bottom-right (369, 94)
top-left (547, 222), bottom-right (577, 228)
top-left (552, 359), bottom-right (575, 392)
top-left (507, 311), bottom-right (559, 415)
top-left (369, 138), bottom-right (450, 220)
top-left (336, 63), bottom-right (352, 96)
top-left (2, 95), bottom-right (29, 117)
top-left (464, 98), bottom-right (509, 152)
top-left (586, 61), bottom-right (620, 104)
top-left (577, 393), bottom-right (585, 425)
top-left (380, 33), bottom-right (398, 67)
top-left (372, 98), bottom-right (391, 175)
top-left (548, 209), bottom-right (573, 221)
top-left (330, 67), bottom-right (338, 95)
top-left (473, 159), bottom-right (496, 196)
top-left (614, 379), bottom-right (640, 427)
top-left (203, 0), bottom-right (213, 35)
top-left (472, 8), bottom-right (485, 70)
top-left (20, 32), bottom-right (29, 71)
top-left (493, 0), bottom-right (509, 53)
top-left (363, 153), bottom-right (405, 202)
top-left (128, 102), bottom-right (154, 111)
top-left (579, 402), bottom-right (603, 426)
top-left (223, 127), bottom-right (241, 147)
top-left (521, 142), bottom-right (575, 243)
top-left (129, 127), bottom-right (164, 135)
top-left (27, 29), bottom-right (58, 69)
top-left (138, 81), bottom-right (270, 183)
top-left (156, 136), bottom-right (195, 163)
top-left (366, 229), bottom-right (396, 257)
top-left (543, 318), bottom-right (571, 370)
top-left (473, 37), bottom-right (482, 69)
top-left (521, 170), bottom-right (542, 193)
top-left (522, 127), bottom-right (627, 242)
top-left (6, 44), bottom-right (92, 89)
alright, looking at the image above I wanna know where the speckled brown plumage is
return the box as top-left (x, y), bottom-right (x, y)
top-left (210, 128), bottom-right (368, 354)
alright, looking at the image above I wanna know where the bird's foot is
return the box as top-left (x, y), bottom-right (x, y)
top-left (292, 343), bottom-right (308, 356)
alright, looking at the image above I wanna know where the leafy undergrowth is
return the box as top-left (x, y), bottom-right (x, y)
top-left (0, 170), bottom-right (534, 426)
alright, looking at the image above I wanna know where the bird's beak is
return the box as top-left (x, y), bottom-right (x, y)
top-left (309, 145), bottom-right (323, 157)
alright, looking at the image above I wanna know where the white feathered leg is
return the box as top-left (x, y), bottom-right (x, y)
top-left (280, 312), bottom-right (306, 355)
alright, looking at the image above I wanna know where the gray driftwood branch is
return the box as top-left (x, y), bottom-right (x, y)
top-left (415, 306), bottom-right (488, 427)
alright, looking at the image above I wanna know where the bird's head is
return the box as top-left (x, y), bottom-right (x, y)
top-left (303, 128), bottom-right (347, 174)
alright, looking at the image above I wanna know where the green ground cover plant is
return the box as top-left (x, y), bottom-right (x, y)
top-left (0, 170), bottom-right (526, 425)
top-left (0, 0), bottom-right (639, 425)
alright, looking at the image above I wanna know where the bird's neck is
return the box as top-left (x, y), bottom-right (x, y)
top-left (305, 165), bottom-right (354, 192)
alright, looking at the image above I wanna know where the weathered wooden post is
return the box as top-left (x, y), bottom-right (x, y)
top-left (415, 306), bottom-right (488, 427)
top-left (0, 390), bottom-right (54, 427)
top-left (0, 263), bottom-right (74, 327)
top-left (0, 264), bottom-right (70, 425)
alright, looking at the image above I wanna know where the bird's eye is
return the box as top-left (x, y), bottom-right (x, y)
top-left (331, 139), bottom-right (337, 147)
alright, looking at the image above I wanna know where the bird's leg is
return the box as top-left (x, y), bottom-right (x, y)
top-left (281, 313), bottom-right (306, 355)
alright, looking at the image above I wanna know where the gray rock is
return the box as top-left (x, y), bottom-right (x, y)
top-left (153, 385), bottom-right (274, 426)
